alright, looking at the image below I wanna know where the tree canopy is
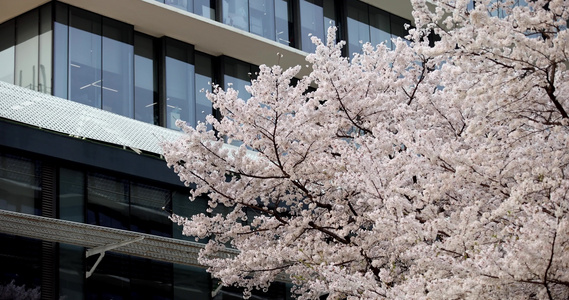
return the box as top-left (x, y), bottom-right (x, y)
top-left (162, 0), bottom-right (569, 298)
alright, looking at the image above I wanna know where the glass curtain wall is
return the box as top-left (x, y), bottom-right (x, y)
top-left (298, 0), bottom-right (335, 53)
top-left (157, 0), bottom-right (216, 19)
top-left (0, 20), bottom-right (15, 84)
top-left (223, 57), bottom-right (254, 101)
top-left (195, 52), bottom-right (214, 129)
top-left (164, 37), bottom-right (196, 129)
top-left (0, 4), bottom-right (52, 93)
top-left (221, 0), bottom-right (293, 46)
top-left (0, 153), bottom-right (41, 216)
top-left (65, 7), bottom-right (135, 117)
top-left (0, 234), bottom-right (42, 298)
top-left (134, 32), bottom-right (159, 125)
top-left (275, 0), bottom-right (294, 46)
top-left (347, 1), bottom-right (407, 55)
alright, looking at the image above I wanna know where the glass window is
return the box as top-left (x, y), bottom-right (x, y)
top-left (0, 154), bottom-right (41, 215)
top-left (54, 2), bottom-right (69, 99)
top-left (390, 15), bottom-right (408, 43)
top-left (194, 0), bottom-right (216, 19)
top-left (370, 7), bottom-right (391, 49)
top-left (223, 57), bottom-right (252, 100)
top-left (59, 244), bottom-right (84, 300)
top-left (15, 9), bottom-right (39, 91)
top-left (68, 7), bottom-right (102, 109)
top-left (275, 0), bottom-right (293, 46)
top-left (195, 52), bottom-right (213, 128)
top-left (38, 5), bottom-right (53, 94)
top-left (299, 0), bottom-right (324, 53)
top-left (223, 0), bottom-right (249, 31)
top-left (165, 38), bottom-right (195, 129)
top-left (250, 0), bottom-right (275, 40)
top-left (347, 1), bottom-right (370, 56)
top-left (165, 0), bottom-right (192, 11)
top-left (172, 191), bottom-right (208, 242)
top-left (174, 265), bottom-right (210, 300)
top-left (131, 258), bottom-right (173, 300)
top-left (102, 18), bottom-right (134, 117)
top-left (135, 32), bottom-right (159, 125)
top-left (86, 252), bottom-right (131, 299)
top-left (87, 173), bottom-right (129, 230)
top-left (0, 19), bottom-right (15, 84)
top-left (59, 168), bottom-right (85, 223)
top-left (130, 182), bottom-right (172, 237)
top-left (0, 234), bottom-right (42, 297)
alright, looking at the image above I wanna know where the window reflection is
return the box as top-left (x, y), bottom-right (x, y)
top-left (223, 57), bottom-right (252, 100)
top-left (130, 183), bottom-right (172, 237)
top-left (59, 168), bottom-right (85, 223)
top-left (223, 0), bottom-right (249, 31)
top-left (164, 38), bottom-right (195, 130)
top-left (370, 7), bottom-right (391, 49)
top-left (195, 52), bottom-right (214, 129)
top-left (275, 0), bottom-right (293, 46)
top-left (0, 154), bottom-right (41, 215)
top-left (194, 0), bottom-right (216, 19)
top-left (135, 33), bottom-right (159, 125)
top-left (102, 18), bottom-right (134, 117)
top-left (0, 20), bottom-right (15, 84)
top-left (347, 1), bottom-right (370, 56)
top-left (87, 173), bottom-right (129, 230)
top-left (69, 8), bottom-right (102, 109)
top-left (299, 0), bottom-right (324, 53)
top-left (250, 0), bottom-right (275, 40)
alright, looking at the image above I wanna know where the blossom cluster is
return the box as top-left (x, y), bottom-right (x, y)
top-left (163, 0), bottom-right (569, 298)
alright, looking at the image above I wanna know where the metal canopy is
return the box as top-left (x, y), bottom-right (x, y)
top-left (0, 209), bottom-right (237, 267)
top-left (0, 81), bottom-right (184, 155)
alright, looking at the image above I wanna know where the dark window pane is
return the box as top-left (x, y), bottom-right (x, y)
top-left (223, 0), bottom-right (249, 31)
top-left (59, 244), bottom-right (84, 300)
top-left (174, 265), bottom-right (209, 300)
top-left (87, 173), bottom-right (129, 230)
top-left (102, 18), bottom-right (134, 117)
top-left (130, 182), bottom-right (172, 237)
top-left (86, 253), bottom-right (130, 300)
top-left (0, 154), bottom-right (40, 215)
top-left (134, 33), bottom-right (159, 125)
top-left (69, 8), bottom-right (102, 108)
top-left (172, 191), bottom-right (208, 242)
top-left (131, 258), bottom-right (173, 300)
top-left (59, 168), bottom-right (85, 223)
top-left (223, 57), bottom-right (251, 100)
top-left (0, 234), bottom-right (42, 296)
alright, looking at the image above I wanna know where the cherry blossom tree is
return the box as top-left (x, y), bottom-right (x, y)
top-left (162, 0), bottom-right (569, 298)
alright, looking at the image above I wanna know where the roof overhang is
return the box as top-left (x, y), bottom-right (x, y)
top-left (0, 209), bottom-right (237, 267)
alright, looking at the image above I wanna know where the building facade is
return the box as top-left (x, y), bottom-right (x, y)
top-left (0, 0), bottom-right (412, 299)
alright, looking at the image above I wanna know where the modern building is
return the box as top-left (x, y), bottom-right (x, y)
top-left (0, 0), bottom-right (413, 299)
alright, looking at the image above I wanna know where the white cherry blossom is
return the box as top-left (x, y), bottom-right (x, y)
top-left (163, 1), bottom-right (569, 298)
